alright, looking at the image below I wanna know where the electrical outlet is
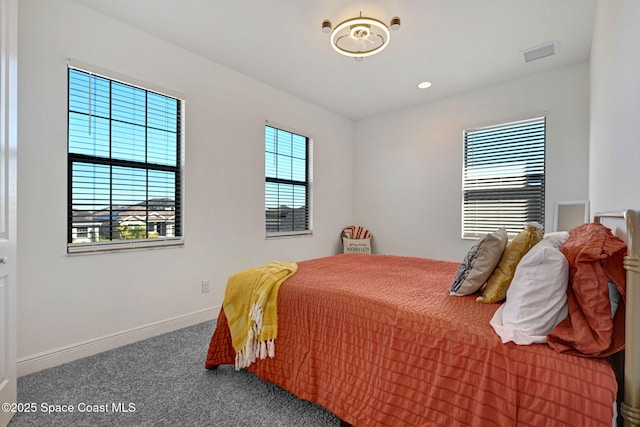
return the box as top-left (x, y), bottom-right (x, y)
top-left (201, 280), bottom-right (210, 293)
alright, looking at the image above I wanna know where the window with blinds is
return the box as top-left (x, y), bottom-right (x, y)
top-left (265, 124), bottom-right (311, 237)
top-left (462, 116), bottom-right (545, 238)
top-left (67, 66), bottom-right (184, 253)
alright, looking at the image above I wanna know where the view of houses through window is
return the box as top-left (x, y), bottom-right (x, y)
top-left (67, 66), bottom-right (183, 251)
top-left (69, 198), bottom-right (177, 243)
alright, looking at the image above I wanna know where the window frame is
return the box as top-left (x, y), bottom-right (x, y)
top-left (265, 122), bottom-right (313, 238)
top-left (461, 116), bottom-right (546, 239)
top-left (66, 61), bottom-right (185, 254)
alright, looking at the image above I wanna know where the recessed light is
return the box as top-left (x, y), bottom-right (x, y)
top-left (418, 81), bottom-right (432, 89)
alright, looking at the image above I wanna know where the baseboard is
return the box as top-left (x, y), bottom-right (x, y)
top-left (17, 305), bottom-right (220, 376)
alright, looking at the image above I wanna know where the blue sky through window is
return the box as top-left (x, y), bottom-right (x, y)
top-left (265, 126), bottom-right (307, 210)
top-left (68, 68), bottom-right (179, 212)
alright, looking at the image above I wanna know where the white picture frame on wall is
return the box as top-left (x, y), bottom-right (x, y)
top-left (554, 200), bottom-right (590, 232)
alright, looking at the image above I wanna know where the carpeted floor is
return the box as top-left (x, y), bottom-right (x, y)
top-left (8, 320), bottom-right (339, 426)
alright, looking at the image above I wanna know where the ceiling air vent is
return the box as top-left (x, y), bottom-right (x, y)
top-left (522, 41), bottom-right (557, 63)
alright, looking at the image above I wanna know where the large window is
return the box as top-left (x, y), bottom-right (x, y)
top-left (462, 116), bottom-right (545, 238)
top-left (265, 124), bottom-right (311, 237)
top-left (67, 66), bottom-right (184, 253)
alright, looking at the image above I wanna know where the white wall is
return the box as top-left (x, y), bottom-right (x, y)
top-left (353, 62), bottom-right (590, 261)
top-left (589, 0), bottom-right (640, 214)
top-left (17, 0), bottom-right (354, 369)
top-left (17, 0), bottom-right (611, 374)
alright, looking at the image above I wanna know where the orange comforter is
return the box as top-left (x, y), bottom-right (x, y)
top-left (206, 254), bottom-right (617, 426)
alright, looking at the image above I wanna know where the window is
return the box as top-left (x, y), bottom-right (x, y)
top-left (265, 124), bottom-right (311, 237)
top-left (462, 116), bottom-right (545, 238)
top-left (67, 66), bottom-right (184, 253)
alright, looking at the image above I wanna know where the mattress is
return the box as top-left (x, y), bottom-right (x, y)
top-left (206, 253), bottom-right (617, 426)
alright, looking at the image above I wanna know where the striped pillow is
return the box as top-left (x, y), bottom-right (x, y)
top-left (342, 226), bottom-right (371, 240)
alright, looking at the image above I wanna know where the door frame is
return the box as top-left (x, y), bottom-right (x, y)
top-left (0, 0), bottom-right (18, 425)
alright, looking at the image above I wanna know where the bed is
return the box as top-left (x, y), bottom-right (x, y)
top-left (205, 209), bottom-right (640, 427)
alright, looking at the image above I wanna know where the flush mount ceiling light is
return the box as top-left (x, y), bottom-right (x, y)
top-left (322, 13), bottom-right (400, 60)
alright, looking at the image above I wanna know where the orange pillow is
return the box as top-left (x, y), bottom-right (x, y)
top-left (477, 223), bottom-right (543, 303)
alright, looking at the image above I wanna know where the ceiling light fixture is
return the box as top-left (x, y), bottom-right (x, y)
top-left (417, 81), bottom-right (432, 89)
top-left (322, 13), bottom-right (400, 60)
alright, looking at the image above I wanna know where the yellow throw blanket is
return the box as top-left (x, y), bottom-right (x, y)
top-left (223, 261), bottom-right (298, 370)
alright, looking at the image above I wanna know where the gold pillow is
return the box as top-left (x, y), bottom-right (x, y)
top-left (477, 223), bottom-right (543, 304)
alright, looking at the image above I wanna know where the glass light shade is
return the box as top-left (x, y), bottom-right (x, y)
top-left (330, 17), bottom-right (391, 58)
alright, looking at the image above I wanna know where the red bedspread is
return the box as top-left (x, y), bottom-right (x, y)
top-left (206, 254), bottom-right (617, 426)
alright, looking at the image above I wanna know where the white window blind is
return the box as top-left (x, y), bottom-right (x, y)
top-left (67, 66), bottom-right (184, 253)
top-left (265, 124), bottom-right (311, 237)
top-left (462, 116), bottom-right (545, 238)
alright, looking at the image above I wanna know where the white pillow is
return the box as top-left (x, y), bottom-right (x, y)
top-left (343, 237), bottom-right (371, 254)
top-left (450, 228), bottom-right (508, 296)
top-left (542, 231), bottom-right (570, 245)
top-left (490, 235), bottom-right (569, 344)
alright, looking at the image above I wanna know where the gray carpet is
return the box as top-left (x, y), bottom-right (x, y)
top-left (8, 320), bottom-right (339, 426)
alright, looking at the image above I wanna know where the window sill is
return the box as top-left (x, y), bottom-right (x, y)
top-left (266, 230), bottom-right (313, 239)
top-left (67, 238), bottom-right (184, 255)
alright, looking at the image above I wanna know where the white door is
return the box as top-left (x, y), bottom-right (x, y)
top-left (0, 0), bottom-right (17, 426)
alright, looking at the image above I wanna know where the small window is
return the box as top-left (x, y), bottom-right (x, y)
top-left (462, 116), bottom-right (545, 238)
top-left (67, 66), bottom-right (184, 253)
top-left (265, 124), bottom-right (312, 237)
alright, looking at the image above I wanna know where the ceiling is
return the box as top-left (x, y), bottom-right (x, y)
top-left (72, 0), bottom-right (598, 121)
